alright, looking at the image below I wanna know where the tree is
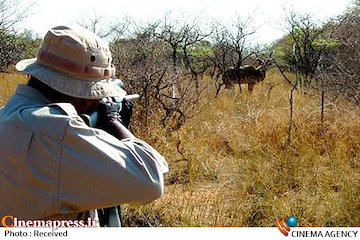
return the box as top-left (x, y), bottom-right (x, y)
top-left (110, 20), bottom-right (203, 132)
top-left (179, 24), bottom-right (212, 90)
top-left (0, 0), bottom-right (35, 72)
top-left (281, 11), bottom-right (336, 87)
top-left (315, 0), bottom-right (360, 104)
top-left (211, 16), bottom-right (257, 94)
top-left (76, 11), bottom-right (130, 41)
top-left (182, 40), bottom-right (213, 86)
top-left (0, 0), bottom-right (32, 31)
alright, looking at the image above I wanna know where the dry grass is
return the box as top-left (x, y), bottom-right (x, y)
top-left (0, 73), bottom-right (28, 106)
top-left (1, 71), bottom-right (360, 227)
top-left (123, 70), bottom-right (360, 227)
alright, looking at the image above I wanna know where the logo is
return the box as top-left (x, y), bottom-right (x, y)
top-left (1, 215), bottom-right (14, 227)
top-left (277, 216), bottom-right (297, 236)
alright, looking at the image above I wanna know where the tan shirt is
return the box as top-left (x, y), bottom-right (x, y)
top-left (0, 85), bottom-right (168, 220)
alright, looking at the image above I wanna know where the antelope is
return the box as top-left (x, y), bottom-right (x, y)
top-left (221, 56), bottom-right (274, 93)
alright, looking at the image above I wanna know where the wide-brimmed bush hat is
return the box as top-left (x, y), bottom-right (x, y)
top-left (16, 25), bottom-right (126, 99)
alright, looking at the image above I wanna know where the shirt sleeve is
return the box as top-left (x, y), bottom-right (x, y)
top-left (57, 114), bottom-right (168, 214)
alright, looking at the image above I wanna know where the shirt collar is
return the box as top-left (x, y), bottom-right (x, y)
top-left (15, 84), bottom-right (51, 104)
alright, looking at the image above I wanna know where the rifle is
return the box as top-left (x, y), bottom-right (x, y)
top-left (80, 79), bottom-right (139, 227)
top-left (81, 93), bottom-right (139, 128)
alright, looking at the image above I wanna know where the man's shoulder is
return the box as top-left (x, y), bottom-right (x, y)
top-left (47, 103), bottom-right (78, 117)
top-left (21, 102), bottom-right (77, 120)
top-left (30, 103), bottom-right (85, 140)
top-left (5, 102), bottom-right (82, 141)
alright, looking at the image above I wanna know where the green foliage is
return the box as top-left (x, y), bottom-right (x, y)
top-left (313, 38), bottom-right (339, 49)
top-left (0, 28), bottom-right (41, 72)
top-left (273, 35), bottom-right (293, 71)
top-left (183, 41), bottom-right (213, 73)
top-left (17, 29), bottom-right (42, 59)
top-left (274, 15), bottom-right (338, 85)
top-left (187, 41), bottom-right (213, 58)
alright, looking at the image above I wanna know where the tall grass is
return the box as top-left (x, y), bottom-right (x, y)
top-left (1, 71), bottom-right (360, 227)
top-left (124, 70), bottom-right (360, 227)
top-left (0, 73), bottom-right (27, 106)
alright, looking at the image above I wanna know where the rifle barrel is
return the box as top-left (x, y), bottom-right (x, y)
top-left (124, 94), bottom-right (140, 101)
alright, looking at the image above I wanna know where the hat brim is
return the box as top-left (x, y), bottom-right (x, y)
top-left (16, 58), bottom-right (127, 100)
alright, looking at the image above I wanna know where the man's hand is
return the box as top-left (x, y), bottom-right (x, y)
top-left (96, 97), bottom-right (134, 140)
top-left (97, 97), bottom-right (122, 125)
top-left (119, 99), bottom-right (133, 128)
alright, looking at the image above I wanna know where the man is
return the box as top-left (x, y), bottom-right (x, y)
top-left (0, 26), bottom-right (168, 224)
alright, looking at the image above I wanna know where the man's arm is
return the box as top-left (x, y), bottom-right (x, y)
top-left (102, 120), bottom-right (135, 140)
top-left (57, 114), bottom-right (168, 214)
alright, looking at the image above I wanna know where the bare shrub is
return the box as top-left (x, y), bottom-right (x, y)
top-left (211, 16), bottom-right (259, 94)
top-left (318, 2), bottom-right (360, 104)
top-left (110, 21), bottom-right (204, 134)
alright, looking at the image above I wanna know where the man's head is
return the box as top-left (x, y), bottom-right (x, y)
top-left (27, 76), bottom-right (100, 114)
top-left (15, 25), bottom-right (126, 112)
